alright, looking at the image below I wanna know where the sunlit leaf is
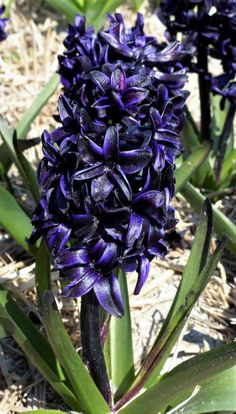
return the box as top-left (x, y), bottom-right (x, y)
top-left (181, 182), bottom-right (236, 254)
top-left (0, 185), bottom-right (36, 255)
top-left (118, 342), bottom-right (236, 414)
top-left (42, 291), bottom-right (110, 414)
top-left (0, 287), bottom-right (81, 411)
top-left (110, 269), bottom-right (135, 400)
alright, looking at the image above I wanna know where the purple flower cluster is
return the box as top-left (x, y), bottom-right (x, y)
top-left (0, 6), bottom-right (7, 42)
top-left (159, 0), bottom-right (236, 105)
top-left (30, 13), bottom-right (188, 317)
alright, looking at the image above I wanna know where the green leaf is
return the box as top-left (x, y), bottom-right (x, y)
top-left (156, 199), bottom-right (212, 345)
top-left (20, 411), bottom-right (69, 414)
top-left (0, 74), bottom-right (59, 174)
top-left (16, 73), bottom-right (59, 140)
top-left (44, 0), bottom-right (81, 22)
top-left (36, 239), bottom-right (51, 307)
top-left (118, 342), bottom-right (236, 414)
top-left (110, 269), bottom-right (135, 400)
top-left (0, 117), bottom-right (38, 203)
top-left (92, 0), bottom-right (126, 29)
top-left (170, 366), bottom-right (236, 414)
top-left (0, 185), bottom-right (37, 255)
top-left (175, 142), bottom-right (211, 192)
top-left (13, 132), bottom-right (39, 203)
top-left (181, 182), bottom-right (236, 254)
top-left (0, 286), bottom-right (81, 411)
top-left (131, 0), bottom-right (143, 11)
top-left (42, 291), bottom-right (110, 414)
top-left (182, 108), bottom-right (216, 189)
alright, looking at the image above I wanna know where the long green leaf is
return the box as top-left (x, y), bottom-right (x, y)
top-left (0, 186), bottom-right (36, 255)
top-left (181, 182), bottom-right (236, 254)
top-left (110, 269), bottom-right (135, 400)
top-left (182, 108), bottom-right (216, 189)
top-left (175, 142), bottom-right (211, 192)
top-left (0, 117), bottom-right (38, 202)
top-left (0, 287), bottom-right (81, 411)
top-left (13, 132), bottom-right (39, 203)
top-left (0, 74), bottom-right (59, 173)
top-left (118, 342), bottom-right (236, 414)
top-left (36, 239), bottom-right (51, 307)
top-left (20, 411), bottom-right (69, 414)
top-left (42, 291), bottom-right (110, 414)
top-left (154, 199), bottom-right (212, 347)
top-left (170, 365), bottom-right (236, 414)
top-left (45, 0), bottom-right (81, 22)
top-left (16, 73), bottom-right (59, 140)
top-left (114, 237), bottom-right (225, 411)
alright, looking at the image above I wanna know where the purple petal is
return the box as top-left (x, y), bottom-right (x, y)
top-left (119, 148), bottom-right (152, 174)
top-left (123, 88), bottom-right (149, 107)
top-left (133, 191), bottom-right (164, 221)
top-left (134, 255), bottom-right (150, 295)
top-left (62, 268), bottom-right (100, 297)
top-left (55, 248), bottom-right (89, 268)
top-left (126, 212), bottom-right (143, 247)
top-left (94, 275), bottom-right (124, 317)
top-left (111, 65), bottom-right (126, 92)
top-left (126, 75), bottom-right (151, 88)
top-left (73, 163), bottom-right (105, 181)
top-left (103, 126), bottom-right (119, 161)
top-left (108, 166), bottom-right (132, 200)
top-left (96, 242), bottom-right (118, 269)
top-left (85, 137), bottom-right (103, 159)
top-left (99, 31), bottom-right (133, 58)
top-left (46, 224), bottom-right (71, 256)
top-left (91, 174), bottom-right (114, 201)
top-left (92, 97), bottom-right (111, 109)
top-left (90, 70), bottom-right (110, 92)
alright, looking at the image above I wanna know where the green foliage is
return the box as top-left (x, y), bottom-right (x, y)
top-left (0, 186), bottom-right (36, 255)
top-left (109, 269), bottom-right (135, 400)
top-left (42, 292), bottom-right (110, 414)
top-left (118, 342), bottom-right (236, 414)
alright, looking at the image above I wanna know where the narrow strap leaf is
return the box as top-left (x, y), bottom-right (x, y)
top-left (110, 269), bottom-right (135, 400)
top-left (115, 237), bottom-right (226, 409)
top-left (36, 239), bottom-right (51, 306)
top-left (42, 291), bottom-right (110, 414)
top-left (16, 73), bottom-right (59, 140)
top-left (118, 341), bottom-right (236, 414)
top-left (0, 185), bottom-right (36, 255)
top-left (44, 0), bottom-right (81, 22)
top-left (170, 365), bottom-right (236, 414)
top-left (0, 286), bottom-right (81, 411)
top-left (175, 142), bottom-right (211, 192)
top-left (181, 181), bottom-right (236, 254)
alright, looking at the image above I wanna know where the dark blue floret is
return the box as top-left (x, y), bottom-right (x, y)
top-left (30, 13), bottom-right (188, 317)
top-left (159, 0), bottom-right (236, 103)
top-left (0, 6), bottom-right (7, 42)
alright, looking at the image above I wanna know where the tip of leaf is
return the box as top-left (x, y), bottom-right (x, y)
top-left (202, 198), bottom-right (213, 224)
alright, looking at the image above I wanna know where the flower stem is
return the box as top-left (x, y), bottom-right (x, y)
top-left (80, 291), bottom-right (112, 406)
top-left (197, 47), bottom-right (211, 142)
top-left (214, 102), bottom-right (235, 182)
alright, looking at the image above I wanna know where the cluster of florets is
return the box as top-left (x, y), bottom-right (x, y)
top-left (159, 0), bottom-right (236, 105)
top-left (0, 6), bottom-right (7, 41)
top-left (30, 13), bottom-right (188, 317)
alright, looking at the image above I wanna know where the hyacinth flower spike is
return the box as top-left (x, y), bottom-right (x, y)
top-left (30, 12), bottom-right (188, 404)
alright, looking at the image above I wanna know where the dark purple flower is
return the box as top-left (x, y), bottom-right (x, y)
top-left (30, 14), bottom-right (188, 317)
top-left (159, 0), bottom-right (236, 102)
top-left (0, 6), bottom-right (7, 42)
